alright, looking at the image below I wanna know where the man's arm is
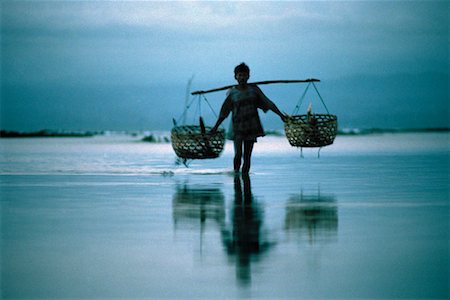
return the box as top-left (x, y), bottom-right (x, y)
top-left (254, 86), bottom-right (287, 122)
top-left (210, 96), bottom-right (232, 133)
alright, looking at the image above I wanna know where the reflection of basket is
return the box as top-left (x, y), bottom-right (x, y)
top-left (284, 114), bottom-right (337, 148)
top-left (285, 192), bottom-right (338, 243)
top-left (171, 125), bottom-right (225, 159)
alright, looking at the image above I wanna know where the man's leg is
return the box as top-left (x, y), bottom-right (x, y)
top-left (233, 139), bottom-right (243, 173)
top-left (242, 140), bottom-right (255, 174)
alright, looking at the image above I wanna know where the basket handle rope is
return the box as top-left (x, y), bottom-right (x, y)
top-left (312, 82), bottom-right (330, 114)
top-left (201, 94), bottom-right (219, 119)
top-left (292, 82), bottom-right (330, 115)
top-left (292, 82), bottom-right (311, 115)
top-left (176, 95), bottom-right (198, 125)
top-left (193, 95), bottom-right (202, 124)
top-left (175, 94), bottom-right (223, 129)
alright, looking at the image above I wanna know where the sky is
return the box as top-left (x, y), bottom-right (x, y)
top-left (1, 0), bottom-right (448, 131)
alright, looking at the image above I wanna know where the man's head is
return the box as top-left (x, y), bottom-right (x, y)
top-left (234, 63), bottom-right (250, 84)
top-left (234, 62), bottom-right (250, 76)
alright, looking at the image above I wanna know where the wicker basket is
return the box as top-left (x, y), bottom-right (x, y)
top-left (171, 125), bottom-right (225, 159)
top-left (284, 114), bottom-right (338, 148)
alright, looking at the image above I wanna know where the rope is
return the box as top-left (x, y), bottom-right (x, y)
top-left (291, 82), bottom-right (330, 115)
top-left (191, 96), bottom-right (201, 124)
top-left (299, 147), bottom-right (323, 159)
top-left (202, 95), bottom-right (219, 118)
top-left (177, 95), bottom-right (198, 125)
top-left (175, 157), bottom-right (192, 167)
top-left (312, 82), bottom-right (330, 114)
top-left (292, 82), bottom-right (311, 115)
top-left (202, 95), bottom-right (225, 129)
top-left (197, 96), bottom-right (202, 123)
top-left (175, 94), bottom-right (221, 126)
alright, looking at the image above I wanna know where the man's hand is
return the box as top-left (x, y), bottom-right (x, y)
top-left (209, 126), bottom-right (218, 135)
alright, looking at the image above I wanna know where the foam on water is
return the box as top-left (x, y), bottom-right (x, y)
top-left (0, 132), bottom-right (448, 176)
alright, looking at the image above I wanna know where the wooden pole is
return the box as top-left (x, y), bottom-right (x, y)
top-left (191, 78), bottom-right (320, 95)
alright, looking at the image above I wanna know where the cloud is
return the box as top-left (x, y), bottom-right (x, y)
top-left (2, 1), bottom-right (447, 86)
top-left (3, 1), bottom-right (447, 38)
top-left (1, 1), bottom-right (448, 131)
top-left (2, 1), bottom-right (313, 39)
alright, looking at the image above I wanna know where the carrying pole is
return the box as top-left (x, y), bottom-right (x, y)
top-left (191, 78), bottom-right (320, 95)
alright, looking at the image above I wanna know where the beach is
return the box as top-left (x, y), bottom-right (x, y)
top-left (1, 132), bottom-right (448, 299)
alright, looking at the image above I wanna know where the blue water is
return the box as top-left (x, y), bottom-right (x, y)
top-left (1, 133), bottom-right (448, 299)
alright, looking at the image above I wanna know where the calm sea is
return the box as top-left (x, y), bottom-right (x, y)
top-left (1, 132), bottom-right (448, 299)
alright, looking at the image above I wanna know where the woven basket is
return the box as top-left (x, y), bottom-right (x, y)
top-left (284, 114), bottom-right (338, 148)
top-left (171, 125), bottom-right (225, 159)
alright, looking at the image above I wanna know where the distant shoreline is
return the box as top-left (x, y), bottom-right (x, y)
top-left (0, 130), bottom-right (99, 138)
top-left (1, 128), bottom-right (448, 140)
top-left (336, 127), bottom-right (450, 136)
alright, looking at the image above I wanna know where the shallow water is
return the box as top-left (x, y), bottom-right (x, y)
top-left (1, 133), bottom-right (449, 298)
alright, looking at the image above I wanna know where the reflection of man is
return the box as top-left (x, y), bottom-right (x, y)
top-left (221, 174), bottom-right (274, 286)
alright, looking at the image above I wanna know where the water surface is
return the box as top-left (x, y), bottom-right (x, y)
top-left (1, 133), bottom-right (448, 298)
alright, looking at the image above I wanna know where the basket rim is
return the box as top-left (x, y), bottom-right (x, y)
top-left (171, 126), bottom-right (225, 137)
top-left (172, 125), bottom-right (225, 131)
top-left (287, 113), bottom-right (337, 118)
top-left (285, 114), bottom-right (337, 125)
